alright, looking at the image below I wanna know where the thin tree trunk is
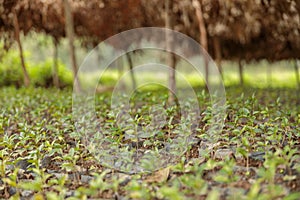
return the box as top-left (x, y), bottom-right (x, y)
top-left (126, 53), bottom-right (137, 90)
top-left (213, 37), bottom-right (223, 78)
top-left (13, 11), bottom-right (30, 87)
top-left (53, 39), bottom-right (60, 88)
top-left (115, 56), bottom-right (125, 90)
top-left (193, 0), bottom-right (209, 86)
top-left (63, 0), bottom-right (81, 93)
top-left (294, 60), bottom-right (300, 89)
top-left (117, 57), bottom-right (123, 81)
top-left (96, 45), bottom-right (102, 66)
top-left (165, 0), bottom-right (176, 105)
top-left (267, 63), bottom-right (272, 88)
top-left (238, 60), bottom-right (244, 86)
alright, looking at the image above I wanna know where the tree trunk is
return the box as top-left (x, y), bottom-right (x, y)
top-left (267, 63), bottom-right (272, 88)
top-left (193, 0), bottom-right (209, 86)
top-left (294, 60), bottom-right (300, 89)
top-left (13, 11), bottom-right (30, 87)
top-left (115, 56), bottom-right (125, 90)
top-left (213, 37), bottom-right (223, 78)
top-left (96, 45), bottom-right (102, 66)
top-left (63, 0), bottom-right (81, 93)
top-left (238, 60), bottom-right (244, 86)
top-left (126, 53), bottom-right (137, 90)
top-left (52, 39), bottom-right (60, 88)
top-left (117, 57), bottom-right (123, 81)
top-left (165, 0), bottom-right (177, 105)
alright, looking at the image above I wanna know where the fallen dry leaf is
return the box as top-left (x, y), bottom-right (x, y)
top-left (145, 167), bottom-right (170, 183)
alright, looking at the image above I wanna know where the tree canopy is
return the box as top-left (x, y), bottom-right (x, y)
top-left (1, 0), bottom-right (300, 61)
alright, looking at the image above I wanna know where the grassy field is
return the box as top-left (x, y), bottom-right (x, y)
top-left (0, 85), bottom-right (299, 199)
top-left (81, 59), bottom-right (299, 91)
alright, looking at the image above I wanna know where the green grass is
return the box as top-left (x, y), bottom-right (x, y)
top-left (0, 86), bottom-right (299, 199)
top-left (222, 60), bottom-right (298, 88)
top-left (79, 59), bottom-right (299, 91)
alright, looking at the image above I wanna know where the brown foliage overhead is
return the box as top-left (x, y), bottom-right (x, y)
top-left (129, 0), bottom-right (300, 61)
top-left (201, 0), bottom-right (300, 61)
top-left (1, 0), bottom-right (300, 61)
top-left (0, 0), bottom-right (145, 48)
top-left (72, 0), bottom-right (144, 41)
top-left (0, 0), bottom-right (65, 49)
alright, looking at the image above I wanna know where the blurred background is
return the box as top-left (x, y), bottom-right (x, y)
top-left (0, 0), bottom-right (299, 90)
